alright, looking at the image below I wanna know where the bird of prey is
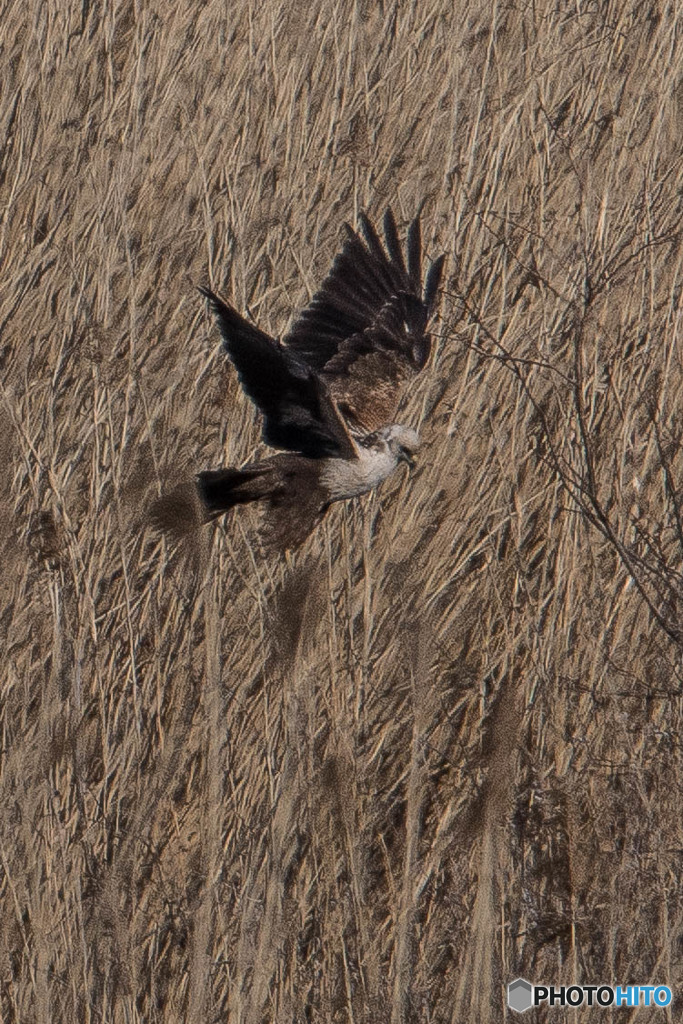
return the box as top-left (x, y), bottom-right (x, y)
top-left (154, 209), bottom-right (445, 553)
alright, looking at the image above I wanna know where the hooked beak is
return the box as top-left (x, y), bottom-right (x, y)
top-left (398, 447), bottom-right (416, 468)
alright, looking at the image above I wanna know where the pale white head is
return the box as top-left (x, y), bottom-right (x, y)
top-left (376, 424), bottom-right (422, 467)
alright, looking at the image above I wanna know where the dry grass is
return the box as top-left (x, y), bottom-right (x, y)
top-left (3, 0), bottom-right (683, 1020)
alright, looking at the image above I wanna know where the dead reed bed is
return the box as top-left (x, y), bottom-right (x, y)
top-left (2, 0), bottom-right (683, 1020)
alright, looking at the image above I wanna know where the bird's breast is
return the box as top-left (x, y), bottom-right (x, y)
top-left (319, 447), bottom-right (397, 501)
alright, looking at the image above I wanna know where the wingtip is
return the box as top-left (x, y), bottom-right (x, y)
top-left (198, 284), bottom-right (219, 306)
top-left (424, 253), bottom-right (446, 312)
top-left (382, 206), bottom-right (397, 235)
top-left (359, 211), bottom-right (386, 260)
top-left (198, 286), bottom-right (233, 324)
top-left (407, 216), bottom-right (422, 291)
top-left (382, 207), bottom-right (406, 274)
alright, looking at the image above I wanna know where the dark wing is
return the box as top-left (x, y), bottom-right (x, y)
top-left (282, 209), bottom-right (446, 432)
top-left (199, 288), bottom-right (356, 459)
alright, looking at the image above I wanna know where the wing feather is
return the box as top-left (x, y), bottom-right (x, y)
top-left (424, 253), bottom-right (447, 311)
top-left (283, 209), bottom-right (445, 432)
top-left (382, 208), bottom-right (407, 277)
top-left (358, 213), bottom-right (404, 294)
top-left (199, 288), bottom-right (356, 459)
top-left (406, 216), bottom-right (422, 292)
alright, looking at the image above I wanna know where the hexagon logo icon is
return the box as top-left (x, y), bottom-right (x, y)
top-left (508, 978), bottom-right (533, 1013)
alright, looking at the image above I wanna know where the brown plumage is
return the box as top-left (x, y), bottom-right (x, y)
top-left (284, 211), bottom-right (444, 433)
top-left (197, 455), bottom-right (329, 553)
top-left (151, 208), bottom-right (445, 553)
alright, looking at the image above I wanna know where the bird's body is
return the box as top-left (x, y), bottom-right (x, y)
top-left (151, 209), bottom-right (445, 552)
top-left (319, 446), bottom-right (397, 502)
top-left (319, 426), bottom-right (420, 501)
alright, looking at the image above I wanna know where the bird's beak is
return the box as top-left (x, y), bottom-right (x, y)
top-left (398, 448), bottom-right (416, 468)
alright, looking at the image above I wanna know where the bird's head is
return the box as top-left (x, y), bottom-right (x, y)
top-left (380, 424), bottom-right (422, 468)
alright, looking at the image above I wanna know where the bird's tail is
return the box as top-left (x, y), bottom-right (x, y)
top-left (196, 466), bottom-right (273, 519)
top-left (148, 467), bottom-right (273, 539)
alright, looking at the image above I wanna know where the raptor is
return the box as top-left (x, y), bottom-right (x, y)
top-left (154, 209), bottom-right (445, 552)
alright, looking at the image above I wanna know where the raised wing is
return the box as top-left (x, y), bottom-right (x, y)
top-left (283, 209), bottom-right (446, 432)
top-left (199, 288), bottom-right (356, 459)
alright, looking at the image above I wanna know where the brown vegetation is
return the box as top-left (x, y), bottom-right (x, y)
top-left (2, 0), bottom-right (683, 1020)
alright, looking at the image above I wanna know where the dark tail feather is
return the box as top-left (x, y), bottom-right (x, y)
top-left (148, 467), bottom-right (271, 540)
top-left (196, 466), bottom-right (270, 519)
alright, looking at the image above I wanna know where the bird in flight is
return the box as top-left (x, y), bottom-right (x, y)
top-left (154, 208), bottom-right (445, 553)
